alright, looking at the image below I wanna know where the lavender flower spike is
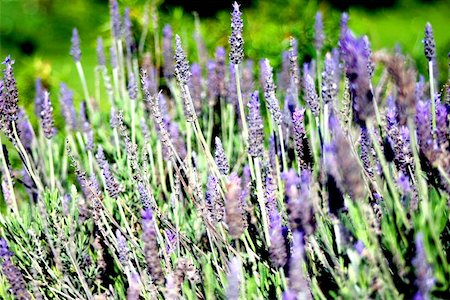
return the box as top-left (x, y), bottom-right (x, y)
top-left (247, 91), bottom-right (264, 158)
top-left (263, 59), bottom-right (282, 125)
top-left (141, 208), bottom-right (164, 285)
top-left (413, 233), bottom-right (435, 299)
top-left (60, 83), bottom-right (78, 131)
top-left (70, 28), bottom-right (81, 62)
top-left (340, 31), bottom-right (374, 124)
top-left (40, 91), bottom-right (55, 139)
top-left (110, 0), bottom-right (121, 39)
top-left (174, 35), bottom-right (191, 85)
top-left (128, 73), bottom-right (137, 100)
top-left (229, 2), bottom-right (244, 65)
top-left (303, 73), bottom-right (320, 118)
top-left (321, 53), bottom-right (338, 104)
top-left (96, 37), bottom-right (106, 67)
top-left (292, 107), bottom-right (307, 170)
top-left (423, 23), bottom-right (435, 62)
top-left (1, 56), bottom-right (19, 138)
top-left (226, 256), bottom-right (242, 300)
top-left (162, 24), bottom-right (174, 79)
top-left (283, 231), bottom-right (312, 300)
top-left (214, 137), bottom-right (229, 175)
top-left (314, 12), bottom-right (324, 52)
top-left (0, 238), bottom-right (31, 300)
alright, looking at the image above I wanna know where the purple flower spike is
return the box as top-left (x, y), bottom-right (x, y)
top-left (162, 24), bottom-right (174, 79)
top-left (96, 37), bottom-right (106, 67)
top-left (174, 35), bottom-right (191, 85)
top-left (413, 233), bottom-right (435, 299)
top-left (292, 107), bottom-right (307, 170)
top-left (423, 23), bottom-right (436, 62)
top-left (262, 59), bottom-right (282, 125)
top-left (247, 91), bottom-right (264, 158)
top-left (141, 208), bottom-right (164, 285)
top-left (110, 46), bottom-right (117, 69)
top-left (40, 91), bottom-right (55, 139)
top-left (189, 63), bottom-right (202, 115)
top-left (34, 78), bottom-right (44, 116)
top-left (0, 238), bottom-right (31, 300)
top-left (321, 53), bottom-right (338, 104)
top-left (123, 7), bottom-right (135, 56)
top-left (60, 83), bottom-right (78, 131)
top-left (314, 12), bottom-right (324, 51)
top-left (303, 73), bottom-right (320, 118)
top-left (115, 229), bottom-right (129, 265)
top-left (17, 110), bottom-right (34, 150)
top-left (207, 60), bottom-right (217, 104)
top-left (206, 175), bottom-right (223, 223)
top-left (215, 47), bottom-right (227, 99)
top-left (226, 257), bottom-right (242, 300)
top-left (214, 137), bottom-right (229, 175)
top-left (110, 0), bottom-right (121, 39)
top-left (283, 231), bottom-right (312, 300)
top-left (70, 28), bottom-right (81, 62)
top-left (340, 31), bottom-right (374, 124)
top-left (229, 2), bottom-right (244, 65)
top-left (128, 73), bottom-right (137, 100)
top-left (268, 202), bottom-right (288, 268)
top-left (415, 101), bottom-right (433, 160)
top-left (1, 56), bottom-right (19, 124)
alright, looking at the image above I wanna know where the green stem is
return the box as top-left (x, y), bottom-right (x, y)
top-left (254, 157), bottom-right (271, 247)
top-left (47, 139), bottom-right (55, 190)
top-left (278, 124), bottom-right (288, 172)
top-left (428, 61), bottom-right (436, 135)
top-left (131, 99), bottom-right (136, 145)
top-left (12, 122), bottom-right (43, 192)
top-left (75, 62), bottom-right (91, 112)
top-left (366, 119), bottom-right (410, 229)
top-left (234, 64), bottom-right (248, 142)
top-left (0, 135), bottom-right (18, 214)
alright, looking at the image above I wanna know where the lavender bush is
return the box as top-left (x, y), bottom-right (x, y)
top-left (0, 1), bottom-right (450, 299)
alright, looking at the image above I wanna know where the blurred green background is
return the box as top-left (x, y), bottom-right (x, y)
top-left (0, 0), bottom-right (449, 119)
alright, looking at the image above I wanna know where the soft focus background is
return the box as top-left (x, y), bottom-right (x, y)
top-left (1, 0), bottom-right (449, 118)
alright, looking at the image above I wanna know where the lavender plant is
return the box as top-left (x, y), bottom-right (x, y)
top-left (0, 2), bottom-right (449, 300)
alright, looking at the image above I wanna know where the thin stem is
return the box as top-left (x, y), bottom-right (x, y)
top-left (0, 135), bottom-right (18, 214)
top-left (253, 157), bottom-right (271, 247)
top-left (234, 64), bottom-right (248, 142)
top-left (278, 124), bottom-right (288, 172)
top-left (226, 104), bottom-right (235, 160)
top-left (428, 61), bottom-right (436, 135)
top-left (12, 122), bottom-right (43, 192)
top-left (47, 139), bottom-right (55, 190)
top-left (366, 119), bottom-right (410, 229)
top-left (207, 103), bottom-right (214, 149)
top-left (131, 99), bottom-right (136, 145)
top-left (75, 62), bottom-right (92, 112)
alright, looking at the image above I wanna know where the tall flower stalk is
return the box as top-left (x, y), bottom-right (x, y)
top-left (229, 2), bottom-right (248, 143)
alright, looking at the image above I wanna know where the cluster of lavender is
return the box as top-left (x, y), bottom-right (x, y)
top-left (0, 1), bottom-right (449, 299)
